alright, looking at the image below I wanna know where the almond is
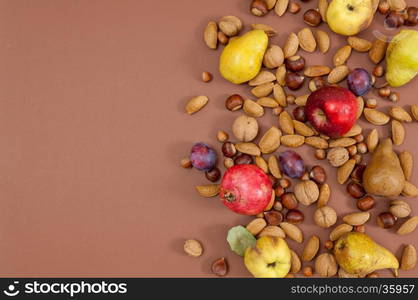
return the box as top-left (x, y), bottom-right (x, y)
top-left (263, 45), bottom-right (285, 69)
top-left (330, 224), bottom-right (353, 241)
top-left (276, 65), bottom-right (287, 85)
top-left (401, 245), bottom-right (417, 271)
top-left (259, 126), bottom-right (282, 154)
top-left (251, 23), bottom-right (277, 36)
top-left (251, 82), bottom-right (274, 98)
top-left (265, 0), bottom-right (277, 10)
top-left (302, 235), bottom-right (320, 262)
top-left (204, 21), bottom-right (218, 49)
top-left (257, 97), bottom-right (279, 108)
top-left (343, 124), bottom-right (362, 137)
top-left (279, 111), bottom-right (294, 134)
top-left (304, 65), bottom-right (331, 77)
top-left (281, 135), bottom-right (305, 147)
top-left (255, 156), bottom-right (269, 173)
top-left (279, 222), bottom-right (303, 243)
top-left (298, 28), bottom-right (316, 53)
top-left (388, 0), bottom-right (406, 11)
top-left (196, 184), bottom-right (220, 197)
top-left (290, 250), bottom-right (301, 273)
top-left (258, 225), bottom-right (286, 238)
top-left (363, 108), bottom-right (390, 125)
top-left (268, 155), bottom-right (282, 179)
top-left (249, 71), bottom-right (276, 86)
top-left (243, 99), bottom-right (265, 118)
top-left (318, 0), bottom-right (328, 22)
top-left (356, 96), bottom-right (364, 119)
top-left (337, 159), bottom-right (356, 184)
top-left (273, 84), bottom-right (287, 107)
top-left (317, 183), bottom-right (330, 208)
top-left (328, 65), bottom-right (349, 84)
top-left (329, 138), bottom-right (356, 148)
top-left (293, 120), bottom-right (315, 136)
top-left (366, 128), bottom-right (379, 153)
top-left (411, 105), bottom-right (418, 121)
top-left (399, 151), bottom-right (413, 180)
top-left (305, 136), bottom-right (328, 149)
top-left (283, 33), bottom-right (299, 58)
top-left (295, 94), bottom-right (309, 106)
top-left (397, 216), bottom-right (418, 235)
top-left (316, 29), bottom-right (330, 53)
top-left (246, 218), bottom-right (267, 235)
top-left (402, 181), bottom-right (418, 197)
top-left (369, 37), bottom-right (388, 64)
top-left (333, 45), bottom-right (352, 66)
top-left (235, 142), bottom-right (261, 156)
top-left (391, 120), bottom-right (405, 146)
top-left (347, 36), bottom-right (372, 52)
top-left (389, 106), bottom-right (413, 122)
top-left (274, 0), bottom-right (289, 16)
top-left (343, 212), bottom-right (370, 226)
top-left (186, 96), bottom-right (209, 114)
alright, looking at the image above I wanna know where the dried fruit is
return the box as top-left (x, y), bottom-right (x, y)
top-left (314, 206), bottom-right (337, 228)
top-left (227, 226), bottom-right (257, 256)
top-left (397, 216), bottom-right (418, 235)
top-left (184, 239), bottom-right (203, 257)
top-left (186, 96), bottom-right (209, 115)
top-left (401, 245), bottom-right (417, 271)
top-left (212, 257), bottom-right (228, 276)
top-left (232, 115), bottom-right (259, 142)
top-left (302, 235), bottom-right (320, 261)
top-left (343, 212), bottom-right (370, 226)
top-left (298, 27), bottom-right (316, 52)
top-left (315, 253), bottom-right (338, 277)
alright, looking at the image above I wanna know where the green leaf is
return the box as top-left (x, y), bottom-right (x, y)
top-left (227, 225), bottom-right (257, 256)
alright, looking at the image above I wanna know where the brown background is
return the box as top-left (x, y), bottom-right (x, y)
top-left (0, 0), bottom-right (417, 277)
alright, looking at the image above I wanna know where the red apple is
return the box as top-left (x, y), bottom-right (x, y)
top-left (220, 165), bottom-right (272, 215)
top-left (305, 86), bottom-right (358, 138)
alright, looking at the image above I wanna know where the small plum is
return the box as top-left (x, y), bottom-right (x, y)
top-left (190, 142), bottom-right (217, 171)
top-left (347, 68), bottom-right (372, 96)
top-left (279, 151), bottom-right (305, 178)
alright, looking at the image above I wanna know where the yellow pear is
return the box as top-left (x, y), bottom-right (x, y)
top-left (363, 138), bottom-right (405, 197)
top-left (326, 0), bottom-right (378, 36)
top-left (219, 30), bottom-right (268, 84)
top-left (386, 30), bottom-right (418, 87)
top-left (334, 232), bottom-right (399, 277)
top-left (244, 236), bottom-right (291, 278)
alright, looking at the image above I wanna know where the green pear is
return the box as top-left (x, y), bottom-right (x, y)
top-left (334, 232), bottom-right (399, 277)
top-left (386, 30), bottom-right (418, 87)
top-left (219, 30), bottom-right (268, 84)
top-left (363, 138), bottom-right (405, 197)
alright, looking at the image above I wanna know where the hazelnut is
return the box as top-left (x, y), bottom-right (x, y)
top-left (292, 106), bottom-right (307, 122)
top-left (303, 266), bottom-right (313, 277)
top-left (352, 154), bottom-right (363, 164)
top-left (275, 186), bottom-right (285, 198)
top-left (288, 1), bottom-right (301, 14)
top-left (378, 0), bottom-right (390, 14)
top-left (286, 209), bottom-right (305, 224)
top-left (225, 94), bottom-right (244, 111)
top-left (264, 210), bottom-right (284, 225)
top-left (205, 167), bottom-right (221, 182)
top-left (234, 153), bottom-right (253, 165)
top-left (389, 92), bottom-right (400, 103)
top-left (377, 212), bottom-right (396, 229)
top-left (365, 98), bottom-right (377, 109)
top-left (353, 225), bottom-right (366, 233)
top-left (281, 192), bottom-right (298, 210)
top-left (350, 164), bottom-right (366, 182)
top-left (202, 71), bottom-right (213, 82)
top-left (285, 72), bottom-right (305, 90)
top-left (309, 165), bottom-right (327, 185)
top-left (224, 157), bottom-right (234, 169)
top-left (405, 7), bottom-right (418, 26)
top-left (222, 142), bottom-right (236, 157)
top-left (285, 55), bottom-right (306, 72)
top-left (366, 272), bottom-right (379, 278)
top-left (273, 200), bottom-right (283, 211)
top-left (356, 195), bottom-right (375, 211)
top-left (272, 106), bottom-right (284, 116)
top-left (184, 239), bottom-right (203, 257)
top-left (279, 178), bottom-right (291, 189)
top-left (217, 130), bottom-right (229, 142)
top-left (356, 142), bottom-right (368, 154)
top-left (385, 12), bottom-right (405, 28)
top-left (309, 76), bottom-right (327, 92)
top-left (217, 31), bottom-right (229, 45)
top-left (211, 257), bottom-right (228, 276)
top-left (314, 206), bottom-right (337, 228)
top-left (347, 145), bottom-right (358, 156)
top-left (373, 65), bottom-right (384, 77)
top-left (181, 157), bottom-right (192, 169)
top-left (324, 240), bottom-right (334, 250)
top-left (354, 134), bottom-right (364, 143)
top-left (251, 0), bottom-right (269, 16)
top-left (378, 87), bottom-right (391, 98)
top-left (315, 149), bottom-right (326, 160)
top-left (303, 9), bottom-right (322, 27)
top-left (286, 94), bottom-right (296, 105)
top-left (347, 181), bottom-right (366, 199)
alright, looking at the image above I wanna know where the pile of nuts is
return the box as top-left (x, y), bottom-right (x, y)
top-left (182, 0), bottom-right (418, 277)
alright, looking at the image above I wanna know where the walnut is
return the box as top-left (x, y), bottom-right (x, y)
top-left (314, 206), bottom-right (337, 228)
top-left (327, 147), bottom-right (349, 167)
top-left (294, 180), bottom-right (319, 206)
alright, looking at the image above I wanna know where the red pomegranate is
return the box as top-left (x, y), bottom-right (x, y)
top-left (220, 164), bottom-right (272, 215)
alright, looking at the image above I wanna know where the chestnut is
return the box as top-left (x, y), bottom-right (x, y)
top-left (350, 164), bottom-right (366, 182)
top-left (377, 212), bottom-right (396, 229)
top-left (285, 72), bottom-right (305, 90)
top-left (385, 12), bottom-right (405, 28)
top-left (251, 0), bottom-right (268, 16)
top-left (292, 106), bottom-right (307, 122)
top-left (234, 153), bottom-right (253, 165)
top-left (285, 55), bottom-right (306, 72)
top-left (281, 192), bottom-right (298, 210)
top-left (303, 9), bottom-right (322, 26)
top-left (356, 195), bottom-right (375, 211)
top-left (264, 210), bottom-right (284, 226)
top-left (205, 167), bottom-right (221, 182)
top-left (405, 7), bottom-right (418, 26)
top-left (309, 165), bottom-right (326, 184)
top-left (286, 209), bottom-right (304, 224)
top-left (222, 142), bottom-right (236, 157)
top-left (347, 181), bottom-right (365, 199)
top-left (225, 94), bottom-right (244, 111)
